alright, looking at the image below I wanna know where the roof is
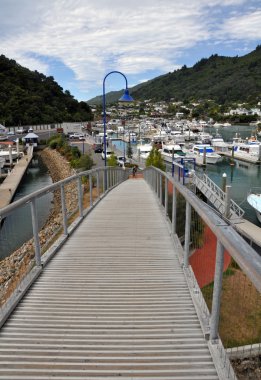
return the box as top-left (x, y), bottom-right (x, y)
top-left (24, 133), bottom-right (39, 138)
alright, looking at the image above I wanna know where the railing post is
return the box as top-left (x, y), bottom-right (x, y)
top-left (97, 171), bottom-right (100, 199)
top-left (172, 184), bottom-right (177, 235)
top-left (108, 168), bottom-right (110, 189)
top-left (60, 184), bottom-right (68, 235)
top-left (103, 170), bottom-right (106, 194)
top-left (30, 199), bottom-right (41, 266)
top-left (89, 173), bottom-right (93, 207)
top-left (154, 170), bottom-right (156, 198)
top-left (184, 201), bottom-right (191, 268)
top-left (210, 240), bottom-right (225, 341)
top-left (77, 177), bottom-right (83, 218)
top-left (224, 185), bottom-right (231, 219)
top-left (159, 174), bottom-right (162, 204)
top-left (165, 177), bottom-right (168, 216)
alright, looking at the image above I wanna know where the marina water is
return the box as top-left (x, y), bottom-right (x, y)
top-left (0, 154), bottom-right (53, 260)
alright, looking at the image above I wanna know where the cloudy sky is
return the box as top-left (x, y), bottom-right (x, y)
top-left (0, 0), bottom-right (260, 101)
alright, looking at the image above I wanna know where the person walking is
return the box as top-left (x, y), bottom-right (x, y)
top-left (132, 165), bottom-right (137, 177)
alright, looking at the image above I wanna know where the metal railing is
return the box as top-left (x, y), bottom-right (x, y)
top-left (143, 166), bottom-right (261, 380)
top-left (192, 173), bottom-right (245, 219)
top-left (0, 166), bottom-right (129, 324)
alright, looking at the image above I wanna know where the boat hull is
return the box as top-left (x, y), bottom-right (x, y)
top-left (247, 193), bottom-right (261, 223)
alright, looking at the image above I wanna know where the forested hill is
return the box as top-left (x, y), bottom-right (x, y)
top-left (88, 46), bottom-right (261, 105)
top-left (0, 55), bottom-right (93, 127)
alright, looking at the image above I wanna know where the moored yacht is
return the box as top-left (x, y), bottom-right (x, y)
top-left (0, 157), bottom-right (5, 169)
top-left (185, 144), bottom-right (222, 165)
top-left (136, 139), bottom-right (153, 160)
top-left (159, 142), bottom-right (186, 163)
top-left (211, 134), bottom-right (230, 153)
top-left (0, 149), bottom-right (19, 161)
top-left (232, 141), bottom-right (261, 164)
top-left (247, 188), bottom-right (261, 223)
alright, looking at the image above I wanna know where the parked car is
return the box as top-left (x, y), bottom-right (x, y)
top-left (69, 133), bottom-right (85, 141)
top-left (17, 128), bottom-right (27, 134)
top-left (94, 143), bottom-right (103, 153)
top-left (117, 156), bottom-right (130, 167)
top-left (101, 148), bottom-right (113, 160)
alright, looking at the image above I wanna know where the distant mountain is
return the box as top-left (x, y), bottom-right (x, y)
top-left (0, 55), bottom-right (93, 127)
top-left (88, 46), bottom-right (261, 105)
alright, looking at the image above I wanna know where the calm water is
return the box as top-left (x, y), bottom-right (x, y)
top-left (0, 154), bottom-right (53, 259)
top-left (112, 125), bottom-right (261, 226)
top-left (204, 125), bottom-right (261, 225)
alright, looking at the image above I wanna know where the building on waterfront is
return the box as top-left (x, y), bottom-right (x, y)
top-left (23, 132), bottom-right (39, 147)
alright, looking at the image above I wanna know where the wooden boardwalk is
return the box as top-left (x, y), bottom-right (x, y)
top-left (0, 146), bottom-right (33, 209)
top-left (0, 179), bottom-right (219, 379)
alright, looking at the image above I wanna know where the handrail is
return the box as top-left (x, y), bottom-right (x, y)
top-left (0, 166), bottom-right (127, 220)
top-left (143, 165), bottom-right (261, 380)
top-left (143, 166), bottom-right (261, 293)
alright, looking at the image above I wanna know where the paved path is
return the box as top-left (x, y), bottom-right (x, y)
top-left (0, 179), bottom-right (219, 379)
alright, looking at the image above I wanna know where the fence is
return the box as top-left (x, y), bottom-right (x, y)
top-left (0, 166), bottom-right (129, 325)
top-left (143, 166), bottom-right (261, 379)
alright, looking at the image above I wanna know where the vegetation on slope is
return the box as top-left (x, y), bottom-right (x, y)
top-left (0, 55), bottom-right (93, 126)
top-left (88, 46), bottom-right (261, 105)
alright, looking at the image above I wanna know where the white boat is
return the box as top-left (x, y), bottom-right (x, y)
top-left (183, 129), bottom-right (197, 141)
top-left (195, 132), bottom-right (213, 144)
top-left (247, 189), bottom-right (261, 223)
top-left (0, 157), bottom-right (5, 169)
top-left (0, 149), bottom-right (19, 161)
top-left (185, 144), bottom-right (222, 165)
top-left (136, 143), bottom-right (153, 159)
top-left (211, 135), bottom-right (230, 153)
top-left (159, 143), bottom-right (186, 163)
top-left (232, 141), bottom-right (261, 164)
top-left (169, 130), bottom-right (185, 145)
top-left (213, 122), bottom-right (224, 128)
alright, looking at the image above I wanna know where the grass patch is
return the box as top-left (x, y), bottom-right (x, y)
top-left (202, 265), bottom-right (261, 348)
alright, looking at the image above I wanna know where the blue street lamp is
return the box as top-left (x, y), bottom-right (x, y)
top-left (102, 71), bottom-right (134, 167)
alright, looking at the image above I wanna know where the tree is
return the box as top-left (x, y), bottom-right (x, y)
top-left (146, 148), bottom-right (165, 171)
top-left (0, 55), bottom-right (94, 126)
top-left (107, 153), bottom-right (117, 167)
top-left (127, 143), bottom-right (133, 158)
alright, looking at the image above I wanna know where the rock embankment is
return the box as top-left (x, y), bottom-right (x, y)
top-left (0, 148), bottom-right (76, 306)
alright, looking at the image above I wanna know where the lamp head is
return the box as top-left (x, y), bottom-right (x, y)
top-left (118, 88), bottom-right (134, 102)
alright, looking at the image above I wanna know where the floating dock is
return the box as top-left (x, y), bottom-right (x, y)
top-left (0, 146), bottom-right (33, 209)
top-left (219, 151), bottom-right (261, 164)
top-left (234, 218), bottom-right (261, 248)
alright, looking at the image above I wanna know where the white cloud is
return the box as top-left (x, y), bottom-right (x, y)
top-left (219, 9), bottom-right (261, 39)
top-left (0, 0), bottom-right (259, 98)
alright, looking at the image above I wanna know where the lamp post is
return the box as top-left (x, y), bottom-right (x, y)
top-left (102, 71), bottom-right (134, 168)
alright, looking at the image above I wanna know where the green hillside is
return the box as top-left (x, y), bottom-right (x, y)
top-left (0, 55), bottom-right (93, 127)
top-left (88, 46), bottom-right (261, 105)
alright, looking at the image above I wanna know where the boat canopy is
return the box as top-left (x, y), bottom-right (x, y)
top-left (194, 146), bottom-right (215, 153)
